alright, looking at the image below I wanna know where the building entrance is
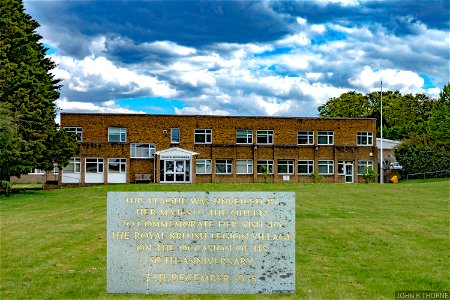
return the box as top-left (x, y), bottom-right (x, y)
top-left (160, 159), bottom-right (191, 183)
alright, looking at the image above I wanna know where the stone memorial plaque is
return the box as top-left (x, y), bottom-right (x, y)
top-left (107, 192), bottom-right (295, 294)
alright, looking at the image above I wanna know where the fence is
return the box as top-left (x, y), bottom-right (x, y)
top-left (406, 170), bottom-right (450, 180)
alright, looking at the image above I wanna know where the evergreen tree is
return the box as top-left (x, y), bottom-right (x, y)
top-left (0, 0), bottom-right (77, 182)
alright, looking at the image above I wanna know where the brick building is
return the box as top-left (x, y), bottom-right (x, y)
top-left (59, 113), bottom-right (377, 184)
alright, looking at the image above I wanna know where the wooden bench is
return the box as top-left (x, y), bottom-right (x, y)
top-left (134, 174), bottom-right (153, 183)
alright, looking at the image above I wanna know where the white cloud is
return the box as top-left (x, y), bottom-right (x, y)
top-left (426, 87), bottom-right (441, 99)
top-left (311, 24), bottom-right (326, 34)
top-left (143, 41), bottom-right (196, 56)
top-left (174, 105), bottom-right (230, 116)
top-left (296, 17), bottom-right (307, 26)
top-left (276, 33), bottom-right (310, 47)
top-left (348, 66), bottom-right (424, 94)
top-left (53, 55), bottom-right (177, 97)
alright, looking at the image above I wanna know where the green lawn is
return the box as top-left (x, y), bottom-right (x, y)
top-left (1, 180), bottom-right (449, 299)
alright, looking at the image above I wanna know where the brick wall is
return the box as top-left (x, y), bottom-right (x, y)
top-left (60, 113), bottom-right (378, 184)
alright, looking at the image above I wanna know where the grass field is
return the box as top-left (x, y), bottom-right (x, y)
top-left (1, 180), bottom-right (449, 299)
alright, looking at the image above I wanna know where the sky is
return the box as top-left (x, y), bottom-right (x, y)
top-left (24, 0), bottom-right (450, 118)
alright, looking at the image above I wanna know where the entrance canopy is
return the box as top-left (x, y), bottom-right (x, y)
top-left (154, 147), bottom-right (199, 159)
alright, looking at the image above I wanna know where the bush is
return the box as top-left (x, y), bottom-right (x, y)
top-left (362, 167), bottom-right (378, 183)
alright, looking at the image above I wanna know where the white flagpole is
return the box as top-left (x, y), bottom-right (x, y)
top-left (380, 81), bottom-right (384, 184)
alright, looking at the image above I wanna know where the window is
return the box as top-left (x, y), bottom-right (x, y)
top-left (63, 158), bottom-right (81, 173)
top-left (318, 160), bottom-right (334, 175)
top-left (196, 159), bottom-right (212, 174)
top-left (357, 132), bottom-right (373, 146)
top-left (256, 130), bottom-right (273, 144)
top-left (130, 143), bottom-right (156, 158)
top-left (298, 160), bottom-right (314, 175)
top-left (108, 158), bottom-right (126, 173)
top-left (194, 129), bottom-right (212, 144)
top-left (29, 168), bottom-right (45, 174)
top-left (236, 129), bottom-right (253, 144)
top-left (318, 131), bottom-right (334, 145)
top-left (358, 160), bottom-right (374, 175)
top-left (171, 128), bottom-right (180, 143)
top-left (298, 131), bottom-right (314, 145)
top-left (215, 159), bottom-right (232, 174)
top-left (277, 160), bottom-right (294, 174)
top-left (236, 159), bottom-right (253, 174)
top-left (64, 127), bottom-right (82, 141)
top-left (108, 127), bottom-right (127, 142)
top-left (257, 160), bottom-right (274, 174)
top-left (86, 158), bottom-right (104, 173)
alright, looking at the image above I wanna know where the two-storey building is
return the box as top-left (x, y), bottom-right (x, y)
top-left (60, 113), bottom-right (377, 184)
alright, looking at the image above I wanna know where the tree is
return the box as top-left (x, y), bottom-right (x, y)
top-left (394, 135), bottom-right (450, 175)
top-left (427, 83), bottom-right (450, 146)
top-left (0, 0), bottom-right (77, 182)
top-left (319, 89), bottom-right (436, 140)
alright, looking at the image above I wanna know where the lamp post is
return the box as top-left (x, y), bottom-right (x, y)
top-left (380, 81), bottom-right (384, 184)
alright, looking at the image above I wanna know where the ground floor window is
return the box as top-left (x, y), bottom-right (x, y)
top-left (86, 158), bottom-right (104, 173)
top-left (298, 160), bottom-right (314, 174)
top-left (277, 160), bottom-right (294, 174)
top-left (318, 160), bottom-right (334, 175)
top-left (108, 158), bottom-right (126, 173)
top-left (63, 158), bottom-right (81, 173)
top-left (257, 160), bottom-right (274, 174)
top-left (215, 159), bottom-right (232, 174)
top-left (358, 160), bottom-right (374, 175)
top-left (236, 159), bottom-right (253, 174)
top-left (196, 159), bottom-right (212, 174)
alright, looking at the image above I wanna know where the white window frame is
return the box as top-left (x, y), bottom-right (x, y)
top-left (298, 131), bottom-right (314, 145)
top-left (318, 131), bottom-right (334, 145)
top-left (277, 160), bottom-right (294, 175)
top-left (298, 160), bottom-right (314, 175)
top-left (63, 157), bottom-right (81, 173)
top-left (318, 160), bottom-right (334, 175)
top-left (256, 130), bottom-right (274, 144)
top-left (215, 159), bottom-right (232, 174)
top-left (194, 129), bottom-right (212, 144)
top-left (108, 127), bottom-right (127, 143)
top-left (236, 159), bottom-right (253, 174)
top-left (171, 128), bottom-right (180, 144)
top-left (64, 127), bottom-right (82, 142)
top-left (196, 159), bottom-right (212, 174)
top-left (108, 158), bottom-right (127, 174)
top-left (358, 160), bottom-right (374, 175)
top-left (257, 160), bottom-right (274, 174)
top-left (85, 158), bottom-right (104, 173)
top-left (236, 129), bottom-right (253, 144)
top-left (130, 143), bottom-right (156, 159)
top-left (357, 132), bottom-right (373, 146)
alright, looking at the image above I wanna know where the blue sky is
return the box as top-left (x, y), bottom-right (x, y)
top-left (25, 0), bottom-right (449, 117)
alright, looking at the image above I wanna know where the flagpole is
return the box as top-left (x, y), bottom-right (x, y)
top-left (380, 81), bottom-right (384, 184)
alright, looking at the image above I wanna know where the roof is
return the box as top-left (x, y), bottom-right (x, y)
top-left (376, 138), bottom-right (402, 150)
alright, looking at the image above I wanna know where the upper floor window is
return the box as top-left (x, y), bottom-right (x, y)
top-left (277, 160), bottom-right (294, 174)
top-left (357, 132), bottom-right (373, 146)
top-left (318, 131), bottom-right (334, 145)
top-left (298, 131), bottom-right (314, 145)
top-left (236, 129), bottom-right (253, 144)
top-left (108, 127), bottom-right (127, 143)
top-left (215, 159), bottom-right (232, 174)
top-left (130, 143), bottom-right (156, 158)
top-left (64, 127), bottom-right (82, 141)
top-left (171, 128), bottom-right (180, 144)
top-left (194, 129), bottom-right (212, 144)
top-left (256, 130), bottom-right (273, 144)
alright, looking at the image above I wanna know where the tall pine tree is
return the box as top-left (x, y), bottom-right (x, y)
top-left (0, 0), bottom-right (77, 181)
